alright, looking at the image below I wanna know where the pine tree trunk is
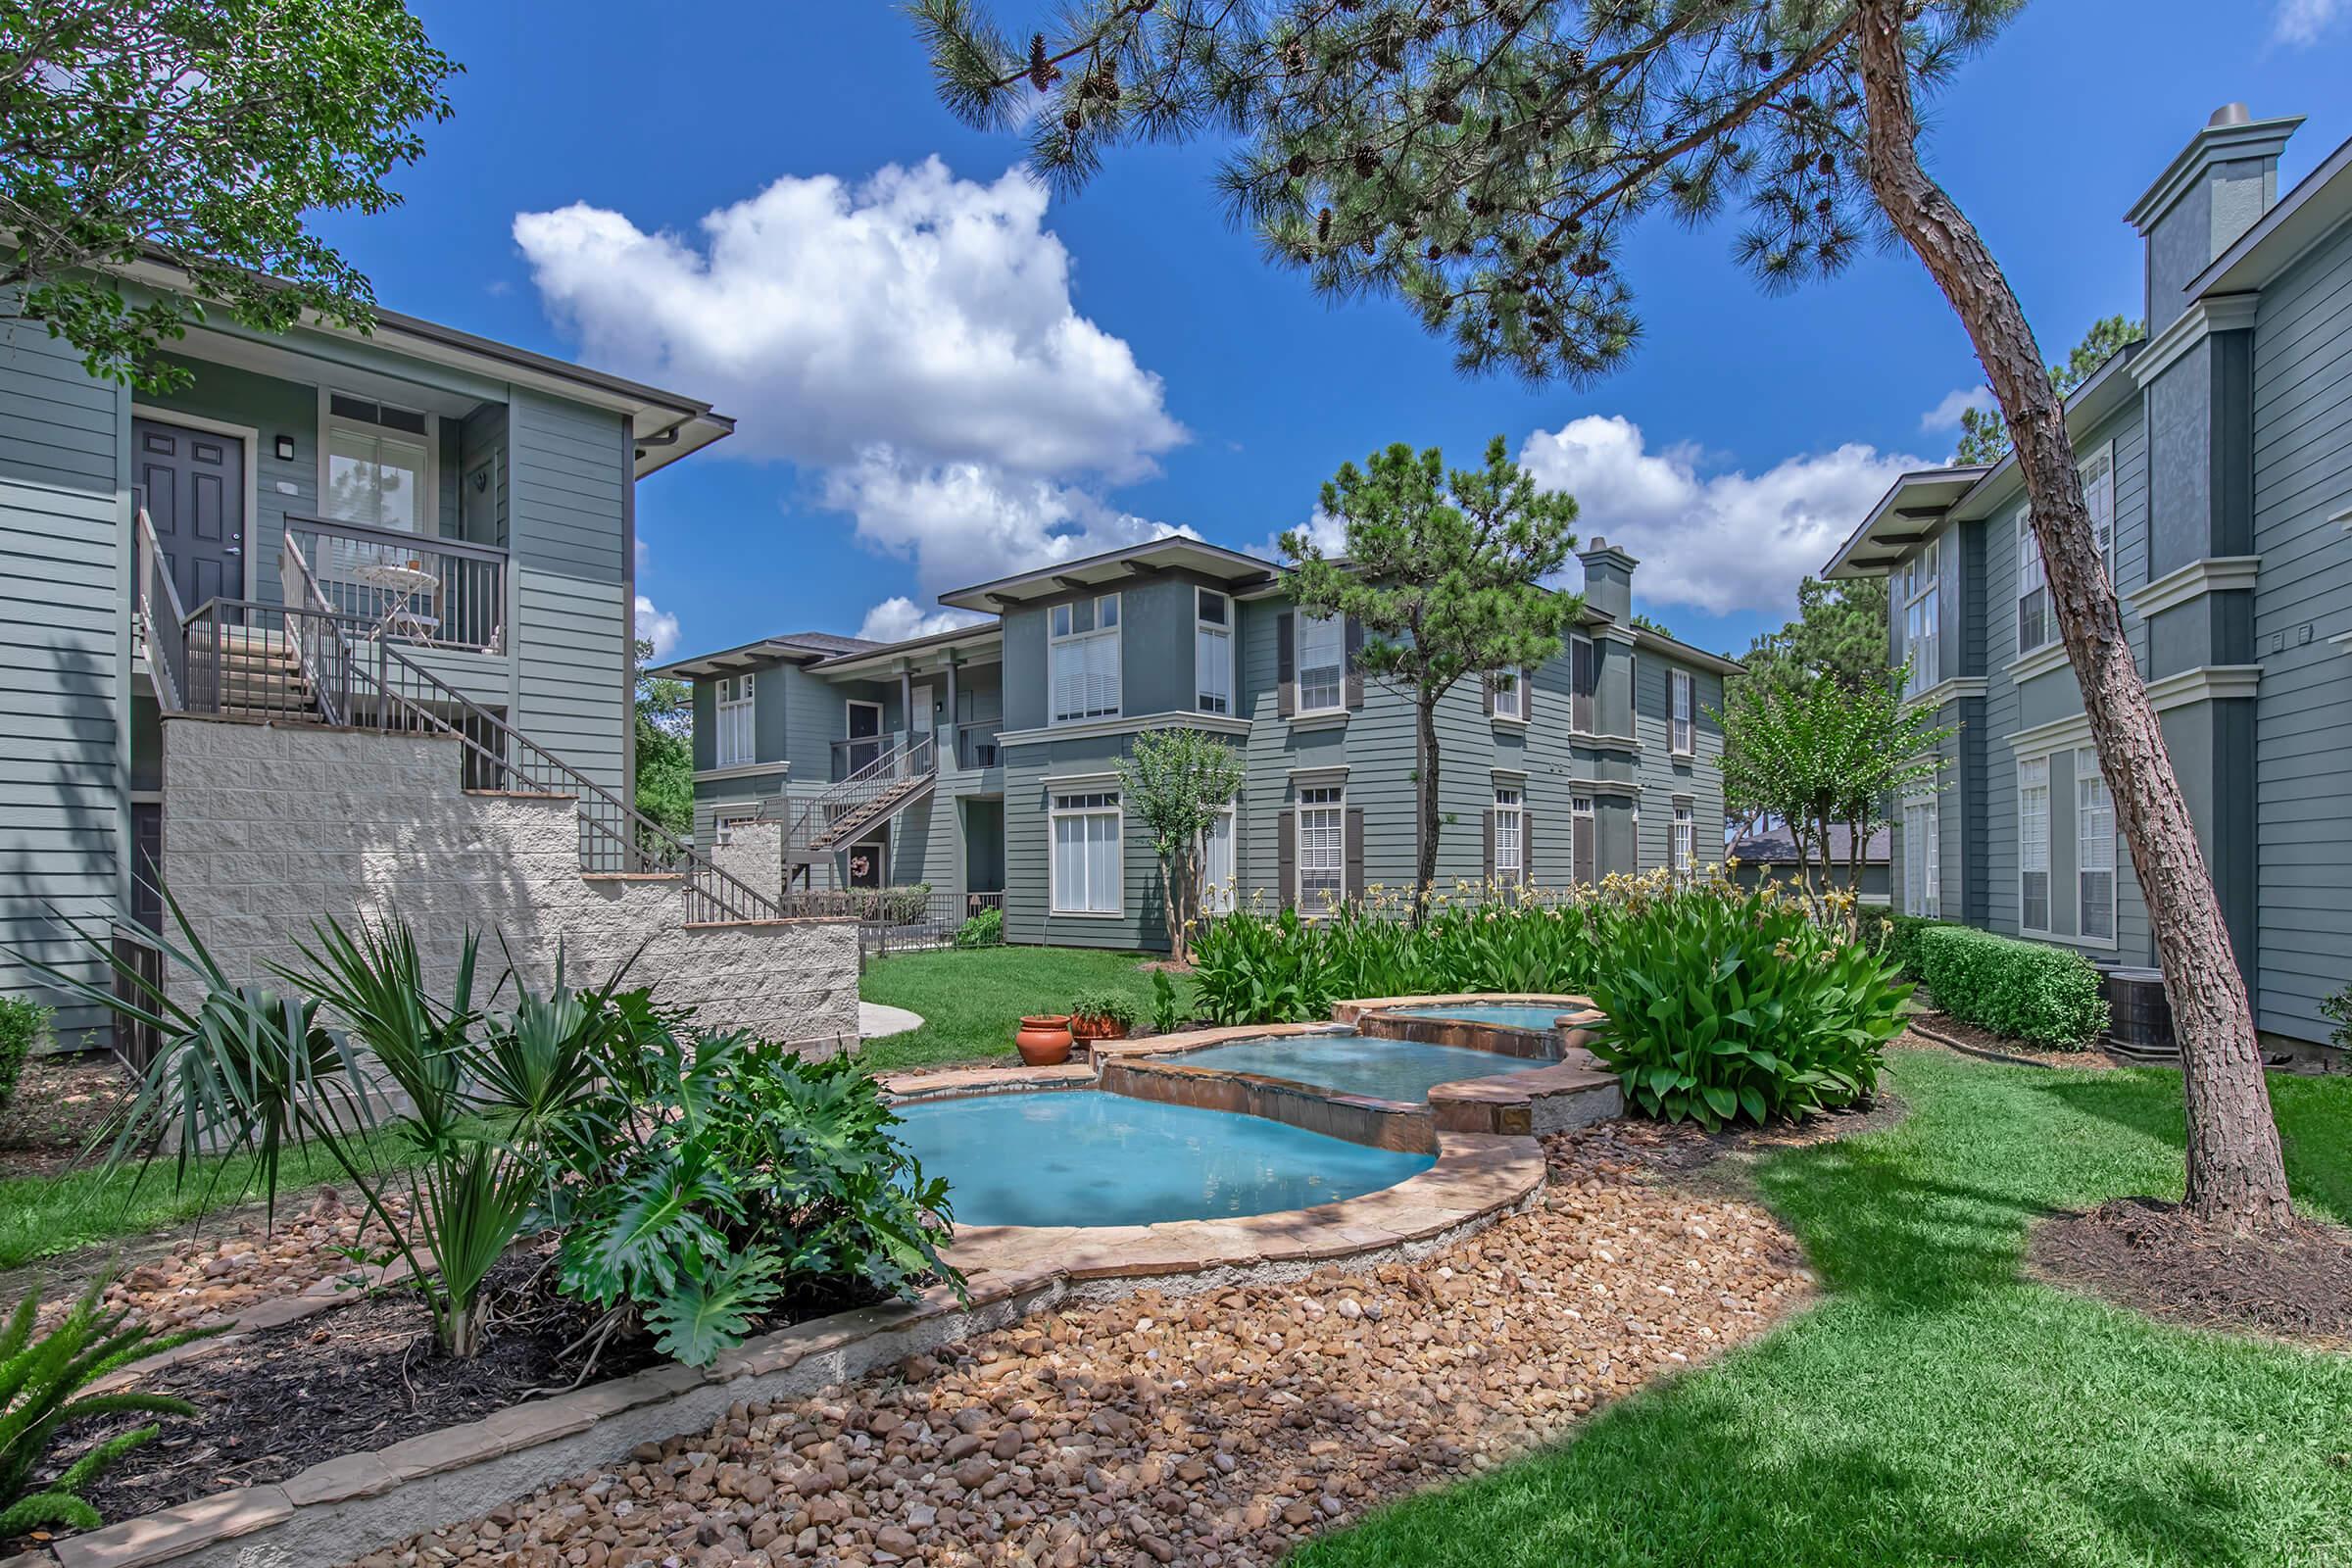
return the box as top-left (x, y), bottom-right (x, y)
top-left (1414, 695), bottom-right (1441, 922)
top-left (1855, 0), bottom-right (2292, 1231)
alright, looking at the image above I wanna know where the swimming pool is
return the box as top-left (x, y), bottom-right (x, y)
top-left (892, 1090), bottom-right (1434, 1228)
top-left (1381, 1003), bottom-right (1577, 1031)
top-left (1167, 1031), bottom-right (1538, 1102)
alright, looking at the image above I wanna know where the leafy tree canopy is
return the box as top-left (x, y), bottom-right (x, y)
top-left (1, 0), bottom-right (461, 393)
top-left (634, 639), bottom-right (692, 838)
top-left (919, 0), bottom-right (2016, 383)
top-left (1953, 313), bottom-right (2142, 465)
top-left (1740, 574), bottom-right (1888, 697)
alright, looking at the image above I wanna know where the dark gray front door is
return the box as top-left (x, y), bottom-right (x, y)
top-left (134, 418), bottom-right (245, 610)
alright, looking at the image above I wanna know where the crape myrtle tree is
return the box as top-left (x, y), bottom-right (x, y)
top-left (0, 0), bottom-right (460, 394)
top-left (916, 0), bottom-right (2297, 1232)
top-left (1283, 438), bottom-right (1578, 912)
top-left (1114, 727), bottom-right (1246, 960)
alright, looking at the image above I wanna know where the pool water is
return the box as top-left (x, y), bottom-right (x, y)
top-left (1384, 1003), bottom-right (1576, 1031)
top-left (893, 1091), bottom-right (1434, 1228)
top-left (1171, 1031), bottom-right (1538, 1102)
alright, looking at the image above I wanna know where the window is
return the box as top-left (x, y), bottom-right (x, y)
top-left (715, 674), bottom-right (756, 767)
top-left (1670, 802), bottom-right (1695, 880)
top-left (1050, 594), bottom-right (1121, 724)
top-left (1670, 669), bottom-right (1695, 757)
top-left (2020, 756), bottom-right (2051, 931)
top-left (323, 393), bottom-right (431, 533)
top-left (1569, 635), bottom-right (1595, 733)
top-left (1902, 539), bottom-right (1941, 698)
top-left (2016, 507), bottom-right (2052, 656)
top-left (1298, 785), bottom-right (1346, 910)
top-left (1297, 614), bottom-right (1345, 714)
top-left (1494, 786), bottom-right (1524, 885)
top-left (1492, 668), bottom-right (1525, 722)
top-left (1051, 790), bottom-right (1122, 914)
top-left (1198, 807), bottom-right (1236, 915)
top-left (1902, 796), bottom-right (1939, 917)
top-left (1195, 588), bottom-right (1232, 714)
top-left (2077, 747), bottom-right (2116, 942)
top-left (712, 807), bottom-right (757, 848)
top-left (2081, 445), bottom-right (2115, 566)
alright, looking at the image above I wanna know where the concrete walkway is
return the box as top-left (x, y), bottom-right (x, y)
top-left (858, 1001), bottom-right (924, 1039)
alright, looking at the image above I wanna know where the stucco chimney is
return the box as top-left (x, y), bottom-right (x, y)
top-left (2126, 105), bottom-right (2302, 332)
top-left (1575, 536), bottom-right (1638, 623)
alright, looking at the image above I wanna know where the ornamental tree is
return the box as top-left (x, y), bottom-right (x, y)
top-left (1283, 437), bottom-right (1578, 912)
top-left (917, 0), bottom-right (2295, 1231)
top-left (1114, 727), bottom-right (1246, 961)
top-left (0, 0), bottom-right (460, 393)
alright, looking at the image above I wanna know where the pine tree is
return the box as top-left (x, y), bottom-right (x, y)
top-left (917, 0), bottom-right (2292, 1229)
top-left (1954, 314), bottom-right (2143, 465)
top-left (1283, 437), bottom-right (1578, 913)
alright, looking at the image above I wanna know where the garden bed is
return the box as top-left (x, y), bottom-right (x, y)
top-left (2030, 1198), bottom-right (2352, 1349)
top-left (1906, 1013), bottom-right (2122, 1069)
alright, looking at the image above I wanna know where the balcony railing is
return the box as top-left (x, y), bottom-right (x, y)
top-left (283, 514), bottom-right (506, 653)
top-left (956, 721), bottom-right (1002, 769)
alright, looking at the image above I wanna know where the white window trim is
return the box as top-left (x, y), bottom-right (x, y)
top-left (1492, 668), bottom-right (1527, 724)
top-left (1669, 669), bottom-right (1695, 758)
top-left (1901, 795), bottom-right (1940, 918)
top-left (1494, 786), bottom-right (1525, 884)
top-left (1296, 613), bottom-right (1346, 716)
top-left (845, 698), bottom-right (884, 746)
top-left (715, 674), bottom-right (757, 769)
top-left (2080, 439), bottom-right (2116, 570)
top-left (1195, 588), bottom-right (1233, 715)
top-left (1901, 536), bottom-right (1941, 699)
top-left (2018, 755), bottom-right (2053, 937)
top-left (1049, 790), bottom-right (1125, 917)
top-left (2015, 503), bottom-right (2053, 661)
top-left (2074, 746), bottom-right (2120, 951)
top-left (1296, 784), bottom-right (1347, 913)
top-left (1669, 798), bottom-right (1696, 880)
top-left (1050, 593), bottom-right (1123, 726)
top-left (710, 805), bottom-right (759, 847)
top-left (1197, 804), bottom-right (1238, 915)
top-left (317, 386), bottom-right (439, 535)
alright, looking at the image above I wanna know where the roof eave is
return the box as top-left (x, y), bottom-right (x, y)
top-left (936, 537), bottom-right (1281, 612)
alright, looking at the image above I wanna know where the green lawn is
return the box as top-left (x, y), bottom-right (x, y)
top-left (0, 1134), bottom-right (424, 1273)
top-left (1298, 1051), bottom-right (2352, 1568)
top-left (856, 945), bottom-right (1191, 1072)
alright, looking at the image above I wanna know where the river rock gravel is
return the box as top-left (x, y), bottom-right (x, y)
top-left (347, 1123), bottom-right (1810, 1568)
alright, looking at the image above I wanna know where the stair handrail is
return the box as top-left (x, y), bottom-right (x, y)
top-left (331, 611), bottom-right (788, 925)
top-left (278, 535), bottom-right (352, 726)
top-left (789, 731), bottom-right (938, 854)
top-left (133, 504), bottom-right (191, 712)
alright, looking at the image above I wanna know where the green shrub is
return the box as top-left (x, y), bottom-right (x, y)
top-left (1887, 914), bottom-right (1960, 981)
top-left (1911, 925), bottom-right (2108, 1049)
top-left (1582, 882), bottom-right (1911, 1129)
top-left (1148, 970), bottom-right (1182, 1034)
top-left (1067, 989), bottom-right (1138, 1028)
top-left (877, 883), bottom-right (932, 925)
top-left (0, 998), bottom-right (45, 1115)
top-left (2320, 981), bottom-right (2352, 1052)
top-left (2, 1278), bottom-right (207, 1538)
top-left (953, 906), bottom-right (1004, 949)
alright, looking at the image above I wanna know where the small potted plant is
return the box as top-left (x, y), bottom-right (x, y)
top-left (1068, 990), bottom-right (1138, 1044)
top-left (1015, 1013), bottom-right (1074, 1066)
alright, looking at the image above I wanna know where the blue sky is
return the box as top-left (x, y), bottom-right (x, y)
top-left (318, 2), bottom-right (2352, 662)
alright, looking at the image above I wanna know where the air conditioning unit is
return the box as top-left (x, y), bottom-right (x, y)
top-left (2097, 965), bottom-right (2177, 1063)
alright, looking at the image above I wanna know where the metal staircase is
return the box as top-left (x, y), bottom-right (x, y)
top-left (134, 510), bottom-right (788, 925)
top-left (784, 734), bottom-right (938, 887)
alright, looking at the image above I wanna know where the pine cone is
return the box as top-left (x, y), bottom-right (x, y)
top-left (1029, 33), bottom-right (1057, 91)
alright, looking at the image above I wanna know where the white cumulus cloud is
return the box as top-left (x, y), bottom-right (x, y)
top-left (633, 595), bottom-right (681, 660)
top-left (1515, 416), bottom-right (1925, 615)
top-left (513, 159), bottom-right (1183, 482)
top-left (1920, 384), bottom-right (1994, 432)
top-left (2273, 0), bottom-right (2343, 44)
top-left (857, 597), bottom-right (990, 644)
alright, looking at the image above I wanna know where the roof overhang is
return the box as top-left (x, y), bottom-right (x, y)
top-left (1820, 466), bottom-right (1992, 580)
top-left (938, 537), bottom-right (1280, 612)
top-left (114, 257), bottom-right (734, 479)
top-left (648, 639), bottom-right (827, 680)
top-left (1629, 624), bottom-right (1745, 676)
top-left (2187, 129), bottom-right (2352, 300)
top-left (810, 620), bottom-right (1004, 676)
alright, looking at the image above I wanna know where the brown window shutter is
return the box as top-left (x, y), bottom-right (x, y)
top-left (1346, 807), bottom-right (1365, 900)
top-left (1482, 673), bottom-right (1495, 716)
top-left (1276, 612), bottom-right (1296, 717)
top-left (1522, 810), bottom-right (1537, 888)
top-left (1345, 617), bottom-right (1366, 709)
top-left (1571, 639), bottom-right (1594, 733)
top-left (1483, 808), bottom-right (1495, 884)
top-left (1278, 808), bottom-right (1297, 910)
top-left (1522, 665), bottom-right (1535, 721)
top-left (1573, 813), bottom-right (1596, 886)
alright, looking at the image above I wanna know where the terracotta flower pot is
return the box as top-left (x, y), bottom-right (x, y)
top-left (1070, 1015), bottom-right (1130, 1043)
top-left (1015, 1014), bottom-right (1074, 1066)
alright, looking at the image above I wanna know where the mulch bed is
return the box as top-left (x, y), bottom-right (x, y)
top-left (1588, 1090), bottom-right (1909, 1176)
top-left (0, 1055), bottom-right (135, 1179)
top-left (1905, 1014), bottom-right (2122, 1069)
top-left (2030, 1198), bottom-right (2352, 1349)
top-left (51, 1249), bottom-right (664, 1527)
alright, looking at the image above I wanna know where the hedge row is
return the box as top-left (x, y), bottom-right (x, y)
top-left (1911, 924), bottom-right (2108, 1049)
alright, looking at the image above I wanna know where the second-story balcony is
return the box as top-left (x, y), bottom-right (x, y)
top-left (283, 515), bottom-right (507, 655)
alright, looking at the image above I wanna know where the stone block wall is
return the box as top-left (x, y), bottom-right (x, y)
top-left (161, 716), bottom-right (859, 1051)
top-left (709, 819), bottom-right (785, 908)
